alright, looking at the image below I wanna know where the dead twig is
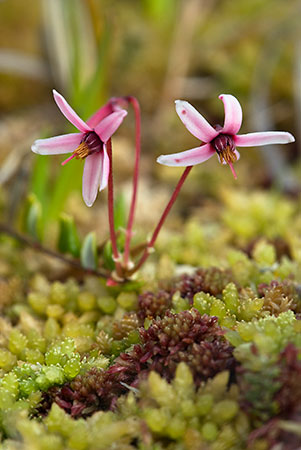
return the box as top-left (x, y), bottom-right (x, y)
top-left (0, 223), bottom-right (109, 279)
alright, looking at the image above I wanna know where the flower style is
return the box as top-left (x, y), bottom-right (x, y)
top-left (157, 95), bottom-right (295, 178)
top-left (31, 90), bottom-right (127, 206)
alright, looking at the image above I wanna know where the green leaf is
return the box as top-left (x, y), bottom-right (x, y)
top-left (47, 162), bottom-right (82, 221)
top-left (58, 213), bottom-right (81, 257)
top-left (30, 155), bottom-right (50, 213)
top-left (143, 0), bottom-right (177, 24)
top-left (80, 24), bottom-right (110, 118)
top-left (80, 232), bottom-right (98, 270)
top-left (102, 240), bottom-right (115, 271)
top-left (114, 194), bottom-right (127, 231)
top-left (22, 194), bottom-right (42, 241)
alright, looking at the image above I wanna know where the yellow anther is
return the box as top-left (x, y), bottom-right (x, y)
top-left (218, 146), bottom-right (237, 164)
top-left (73, 142), bottom-right (90, 160)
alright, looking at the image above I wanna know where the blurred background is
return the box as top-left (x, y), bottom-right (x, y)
top-left (0, 0), bottom-right (300, 247)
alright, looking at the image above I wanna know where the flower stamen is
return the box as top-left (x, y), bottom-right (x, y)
top-left (73, 141), bottom-right (91, 160)
top-left (216, 145), bottom-right (238, 164)
top-left (61, 131), bottom-right (103, 166)
top-left (211, 132), bottom-right (238, 178)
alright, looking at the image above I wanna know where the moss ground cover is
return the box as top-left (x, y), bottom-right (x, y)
top-left (0, 189), bottom-right (300, 450)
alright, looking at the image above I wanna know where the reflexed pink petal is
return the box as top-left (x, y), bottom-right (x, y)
top-left (157, 144), bottom-right (215, 167)
top-left (99, 146), bottom-right (110, 192)
top-left (94, 110), bottom-right (127, 143)
top-left (175, 100), bottom-right (218, 142)
top-left (82, 152), bottom-right (103, 207)
top-left (219, 94), bottom-right (242, 135)
top-left (87, 102), bottom-right (114, 128)
top-left (53, 90), bottom-right (91, 133)
top-left (31, 133), bottom-right (83, 155)
top-left (235, 131), bottom-right (295, 147)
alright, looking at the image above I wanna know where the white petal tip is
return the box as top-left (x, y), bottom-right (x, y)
top-left (31, 143), bottom-right (40, 154)
top-left (156, 155), bottom-right (179, 166)
top-left (175, 100), bottom-right (190, 116)
top-left (52, 89), bottom-right (62, 102)
top-left (175, 100), bottom-right (189, 112)
top-left (99, 182), bottom-right (108, 192)
top-left (157, 155), bottom-right (167, 165)
top-left (83, 197), bottom-right (94, 207)
top-left (52, 89), bottom-right (65, 103)
top-left (287, 133), bottom-right (295, 143)
top-left (175, 100), bottom-right (186, 107)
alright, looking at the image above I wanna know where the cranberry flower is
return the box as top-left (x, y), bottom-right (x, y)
top-left (31, 90), bottom-right (127, 206)
top-left (157, 94), bottom-right (295, 178)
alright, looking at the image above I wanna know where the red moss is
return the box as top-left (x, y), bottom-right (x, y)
top-left (244, 344), bottom-right (301, 448)
top-left (49, 310), bottom-right (234, 418)
top-left (275, 343), bottom-right (301, 415)
top-left (172, 267), bottom-right (235, 300)
top-left (138, 290), bottom-right (171, 322)
top-left (112, 312), bottom-right (139, 339)
top-left (137, 309), bottom-right (234, 382)
top-left (137, 268), bottom-right (236, 323)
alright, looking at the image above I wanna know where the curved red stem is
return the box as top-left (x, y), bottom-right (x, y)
top-left (106, 139), bottom-right (123, 276)
top-left (129, 166), bottom-right (193, 275)
top-left (123, 96), bottom-right (141, 268)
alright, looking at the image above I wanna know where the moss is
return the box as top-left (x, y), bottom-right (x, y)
top-left (221, 190), bottom-right (296, 243)
top-left (172, 267), bottom-right (236, 299)
top-left (193, 282), bottom-right (264, 326)
top-left (137, 367), bottom-right (249, 448)
top-left (138, 290), bottom-right (172, 322)
top-left (259, 280), bottom-right (300, 315)
top-left (0, 188), bottom-right (300, 448)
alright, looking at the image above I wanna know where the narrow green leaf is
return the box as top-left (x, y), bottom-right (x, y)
top-left (80, 24), bottom-right (110, 118)
top-left (30, 155), bottom-right (50, 209)
top-left (114, 194), bottom-right (127, 231)
top-left (58, 213), bottom-right (81, 257)
top-left (80, 232), bottom-right (98, 270)
top-left (47, 161), bottom-right (82, 221)
top-left (23, 194), bottom-right (42, 241)
top-left (102, 240), bottom-right (115, 271)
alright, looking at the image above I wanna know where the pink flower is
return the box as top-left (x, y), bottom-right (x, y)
top-left (157, 94), bottom-right (295, 178)
top-left (31, 90), bottom-right (127, 206)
